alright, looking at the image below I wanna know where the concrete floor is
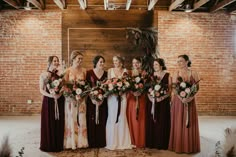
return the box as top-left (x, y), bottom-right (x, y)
top-left (0, 116), bottom-right (235, 157)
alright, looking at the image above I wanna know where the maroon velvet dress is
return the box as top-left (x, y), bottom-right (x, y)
top-left (86, 69), bottom-right (108, 148)
top-left (146, 73), bottom-right (171, 149)
top-left (40, 72), bottom-right (65, 152)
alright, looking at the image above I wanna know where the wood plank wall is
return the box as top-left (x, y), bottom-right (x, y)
top-left (62, 10), bottom-right (155, 70)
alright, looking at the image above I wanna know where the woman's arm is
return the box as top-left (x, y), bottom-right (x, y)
top-left (39, 73), bottom-right (53, 98)
top-left (107, 68), bottom-right (111, 79)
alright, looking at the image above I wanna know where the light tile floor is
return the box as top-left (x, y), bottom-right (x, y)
top-left (0, 116), bottom-right (235, 157)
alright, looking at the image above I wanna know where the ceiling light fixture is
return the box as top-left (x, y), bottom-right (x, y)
top-left (184, 3), bottom-right (192, 12)
top-left (24, 2), bottom-right (32, 10)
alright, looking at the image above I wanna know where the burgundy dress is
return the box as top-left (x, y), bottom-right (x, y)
top-left (168, 71), bottom-right (200, 153)
top-left (86, 69), bottom-right (108, 148)
top-left (40, 72), bottom-right (65, 152)
top-left (146, 73), bottom-right (171, 149)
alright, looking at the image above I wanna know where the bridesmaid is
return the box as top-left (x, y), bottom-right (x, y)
top-left (146, 58), bottom-right (171, 149)
top-left (86, 55), bottom-right (108, 148)
top-left (63, 50), bottom-right (88, 149)
top-left (168, 54), bottom-right (200, 153)
top-left (105, 56), bottom-right (132, 150)
top-left (126, 57), bottom-right (146, 148)
top-left (39, 56), bottom-right (65, 152)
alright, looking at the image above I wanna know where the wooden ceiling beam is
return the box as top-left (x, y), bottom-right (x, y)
top-left (148, 0), bottom-right (158, 10)
top-left (169, 0), bottom-right (185, 11)
top-left (104, 0), bottom-right (108, 10)
top-left (210, 0), bottom-right (236, 12)
top-left (78, 0), bottom-right (87, 9)
top-left (39, 0), bottom-right (45, 9)
top-left (126, 0), bottom-right (132, 10)
top-left (227, 3), bottom-right (236, 13)
top-left (192, 0), bottom-right (210, 11)
top-left (2, 0), bottom-right (20, 9)
top-left (53, 0), bottom-right (66, 9)
top-left (27, 0), bottom-right (44, 10)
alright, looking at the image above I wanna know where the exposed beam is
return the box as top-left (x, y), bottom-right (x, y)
top-left (27, 0), bottom-right (43, 10)
top-left (2, 0), bottom-right (20, 9)
top-left (169, 0), bottom-right (185, 11)
top-left (227, 3), bottom-right (236, 13)
top-left (192, 0), bottom-right (210, 11)
top-left (104, 0), bottom-right (108, 10)
top-left (39, 0), bottom-right (45, 9)
top-left (53, 0), bottom-right (66, 9)
top-left (148, 0), bottom-right (158, 10)
top-left (126, 0), bottom-right (132, 10)
top-left (210, 0), bottom-right (236, 12)
top-left (78, 0), bottom-right (87, 9)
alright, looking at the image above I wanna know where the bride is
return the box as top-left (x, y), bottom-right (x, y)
top-left (105, 56), bottom-right (132, 150)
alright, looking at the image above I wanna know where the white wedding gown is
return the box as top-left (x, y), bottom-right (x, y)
top-left (105, 68), bottom-right (132, 150)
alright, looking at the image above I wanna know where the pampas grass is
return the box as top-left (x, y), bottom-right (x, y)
top-left (0, 136), bottom-right (12, 157)
top-left (216, 127), bottom-right (236, 157)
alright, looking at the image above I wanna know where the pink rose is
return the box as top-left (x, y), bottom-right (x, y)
top-left (180, 91), bottom-right (186, 98)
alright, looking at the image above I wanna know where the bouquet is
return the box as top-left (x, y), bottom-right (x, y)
top-left (89, 84), bottom-right (106, 124)
top-left (147, 75), bottom-right (169, 121)
top-left (175, 76), bottom-right (200, 127)
top-left (175, 77), bottom-right (200, 100)
top-left (63, 79), bottom-right (90, 102)
top-left (148, 76), bottom-right (168, 99)
top-left (102, 74), bottom-right (130, 123)
top-left (102, 77), bottom-right (130, 97)
top-left (47, 73), bottom-right (65, 120)
top-left (128, 72), bottom-right (148, 120)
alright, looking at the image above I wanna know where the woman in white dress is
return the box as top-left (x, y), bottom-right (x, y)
top-left (63, 50), bottom-right (88, 149)
top-left (105, 56), bottom-right (132, 150)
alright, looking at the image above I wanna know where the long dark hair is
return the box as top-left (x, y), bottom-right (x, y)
top-left (93, 55), bottom-right (105, 68)
top-left (153, 58), bottom-right (167, 70)
top-left (47, 56), bottom-right (59, 71)
top-left (178, 54), bottom-right (191, 67)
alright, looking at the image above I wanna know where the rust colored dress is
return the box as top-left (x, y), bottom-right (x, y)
top-left (86, 69), bottom-right (108, 148)
top-left (168, 71), bottom-right (200, 153)
top-left (126, 89), bottom-right (147, 148)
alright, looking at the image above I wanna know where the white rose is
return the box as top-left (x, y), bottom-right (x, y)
top-left (117, 82), bottom-right (123, 87)
top-left (93, 90), bottom-right (99, 95)
top-left (135, 77), bottom-right (141, 83)
top-left (53, 80), bottom-right (60, 87)
top-left (108, 84), bottom-right (113, 91)
top-left (98, 94), bottom-right (103, 100)
top-left (125, 82), bottom-right (130, 87)
top-left (180, 82), bottom-right (186, 88)
top-left (154, 84), bottom-right (161, 91)
top-left (76, 88), bottom-right (82, 95)
top-left (58, 78), bottom-right (62, 82)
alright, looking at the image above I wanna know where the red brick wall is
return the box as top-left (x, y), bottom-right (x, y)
top-left (0, 10), bottom-right (235, 115)
top-left (157, 11), bottom-right (236, 115)
top-left (0, 10), bottom-right (62, 115)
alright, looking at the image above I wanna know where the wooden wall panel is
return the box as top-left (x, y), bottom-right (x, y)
top-left (62, 10), bottom-right (155, 70)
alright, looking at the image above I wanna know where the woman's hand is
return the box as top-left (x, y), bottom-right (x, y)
top-left (148, 94), bottom-right (154, 102)
top-left (53, 94), bottom-right (61, 99)
top-left (156, 97), bottom-right (163, 103)
top-left (182, 96), bottom-right (194, 103)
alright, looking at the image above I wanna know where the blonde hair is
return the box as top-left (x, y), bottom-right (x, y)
top-left (70, 50), bottom-right (84, 64)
